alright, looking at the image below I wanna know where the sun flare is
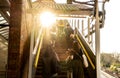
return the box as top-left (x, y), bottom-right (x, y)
top-left (39, 11), bottom-right (56, 27)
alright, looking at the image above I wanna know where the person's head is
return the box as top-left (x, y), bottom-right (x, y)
top-left (66, 23), bottom-right (70, 27)
top-left (72, 41), bottom-right (80, 52)
top-left (70, 34), bottom-right (75, 39)
top-left (66, 49), bottom-right (75, 55)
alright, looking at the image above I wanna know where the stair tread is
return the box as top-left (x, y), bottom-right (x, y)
top-left (34, 37), bottom-right (70, 78)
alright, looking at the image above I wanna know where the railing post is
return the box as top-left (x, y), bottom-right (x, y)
top-left (95, 0), bottom-right (101, 78)
top-left (77, 19), bottom-right (79, 29)
top-left (82, 20), bottom-right (84, 36)
top-left (28, 15), bottom-right (35, 78)
top-left (88, 17), bottom-right (90, 43)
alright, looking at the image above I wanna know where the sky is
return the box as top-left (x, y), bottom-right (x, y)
top-left (101, 0), bottom-right (120, 53)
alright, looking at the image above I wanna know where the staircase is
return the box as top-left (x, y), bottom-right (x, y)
top-left (34, 54), bottom-right (43, 78)
top-left (57, 61), bottom-right (68, 78)
top-left (34, 36), bottom-right (70, 78)
top-left (53, 36), bottom-right (69, 78)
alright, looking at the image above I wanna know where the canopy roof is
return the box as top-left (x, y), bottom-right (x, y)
top-left (0, 0), bottom-right (10, 41)
top-left (30, 1), bottom-right (94, 17)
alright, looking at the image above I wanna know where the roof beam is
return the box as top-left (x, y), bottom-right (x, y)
top-left (0, 6), bottom-right (9, 10)
top-left (0, 24), bottom-right (9, 26)
top-left (0, 10), bottom-right (10, 23)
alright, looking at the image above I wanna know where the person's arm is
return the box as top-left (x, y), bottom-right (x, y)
top-left (82, 54), bottom-right (89, 68)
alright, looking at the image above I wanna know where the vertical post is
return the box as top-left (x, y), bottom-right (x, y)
top-left (77, 19), bottom-right (79, 29)
top-left (28, 15), bottom-right (35, 78)
top-left (74, 19), bottom-right (76, 28)
top-left (72, 19), bottom-right (74, 28)
top-left (70, 19), bottom-right (71, 24)
top-left (7, 1), bottom-right (22, 78)
top-left (95, 0), bottom-right (100, 78)
top-left (88, 17), bottom-right (90, 43)
top-left (73, 19), bottom-right (75, 29)
top-left (91, 25), bottom-right (93, 48)
top-left (82, 20), bottom-right (84, 36)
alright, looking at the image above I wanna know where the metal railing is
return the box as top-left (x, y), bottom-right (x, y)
top-left (28, 28), bottom-right (44, 78)
top-left (75, 29), bottom-right (96, 78)
top-left (76, 34), bottom-right (95, 69)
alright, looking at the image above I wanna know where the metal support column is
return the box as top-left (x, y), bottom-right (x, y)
top-left (95, 0), bottom-right (100, 78)
top-left (88, 17), bottom-right (90, 43)
top-left (28, 15), bottom-right (36, 78)
top-left (77, 19), bottom-right (79, 29)
top-left (82, 20), bottom-right (84, 36)
top-left (71, 19), bottom-right (73, 28)
top-left (74, 19), bottom-right (76, 29)
top-left (91, 25), bottom-right (94, 48)
top-left (70, 19), bottom-right (72, 26)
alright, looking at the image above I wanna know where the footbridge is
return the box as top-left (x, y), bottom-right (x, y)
top-left (0, 0), bottom-right (114, 78)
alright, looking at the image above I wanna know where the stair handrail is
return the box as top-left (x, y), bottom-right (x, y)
top-left (75, 34), bottom-right (95, 70)
top-left (34, 31), bottom-right (44, 67)
top-left (75, 31), bottom-right (96, 78)
top-left (73, 27), bottom-right (96, 70)
top-left (28, 28), bottom-right (44, 78)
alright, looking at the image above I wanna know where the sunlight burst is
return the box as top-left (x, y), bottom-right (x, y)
top-left (39, 11), bottom-right (56, 27)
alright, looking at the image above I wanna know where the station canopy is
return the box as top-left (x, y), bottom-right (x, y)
top-left (0, 0), bottom-right (10, 41)
top-left (29, 1), bottom-right (94, 18)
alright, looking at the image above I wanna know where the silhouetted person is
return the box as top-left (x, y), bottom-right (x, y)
top-left (64, 24), bottom-right (74, 48)
top-left (41, 35), bottom-right (59, 78)
top-left (66, 41), bottom-right (85, 78)
top-left (50, 25), bottom-right (57, 47)
top-left (57, 20), bottom-right (65, 38)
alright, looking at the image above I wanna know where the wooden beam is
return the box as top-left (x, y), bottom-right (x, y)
top-left (0, 10), bottom-right (10, 23)
top-left (0, 24), bottom-right (9, 26)
top-left (0, 6), bottom-right (9, 10)
top-left (7, 0), bottom-right (32, 78)
top-left (7, 0), bottom-right (22, 78)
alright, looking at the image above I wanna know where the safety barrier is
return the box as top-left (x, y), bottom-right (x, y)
top-left (75, 30), bottom-right (96, 78)
top-left (76, 34), bottom-right (95, 69)
top-left (34, 32), bottom-right (44, 68)
top-left (28, 28), bottom-right (44, 78)
top-left (101, 71), bottom-right (115, 78)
